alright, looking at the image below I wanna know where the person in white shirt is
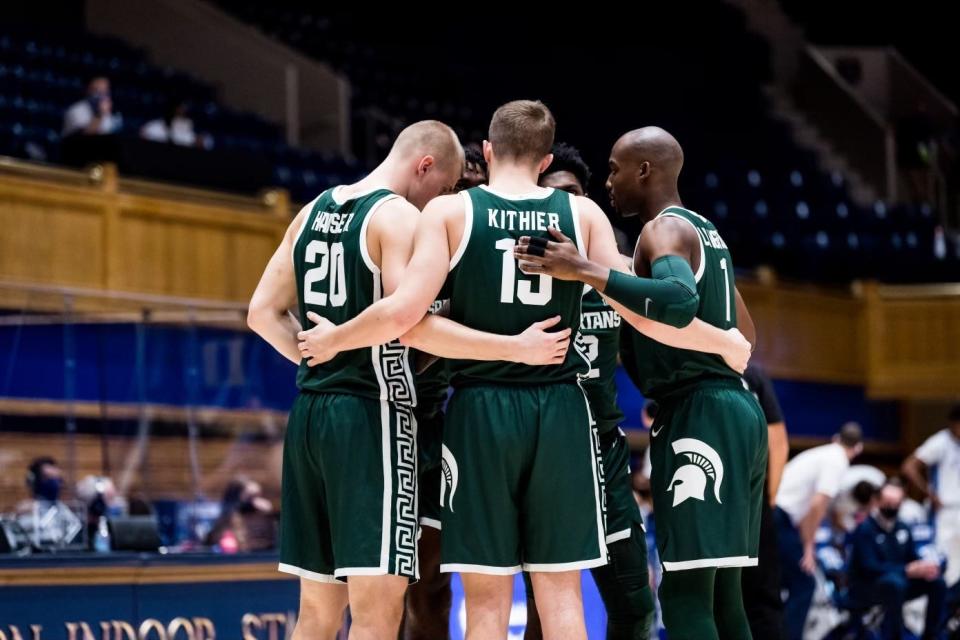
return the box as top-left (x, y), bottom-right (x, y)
top-left (774, 422), bottom-right (863, 640)
top-left (140, 100), bottom-right (203, 147)
top-left (902, 404), bottom-right (960, 585)
top-left (62, 77), bottom-right (119, 137)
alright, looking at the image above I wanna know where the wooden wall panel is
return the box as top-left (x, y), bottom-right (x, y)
top-left (1, 160), bottom-right (958, 397)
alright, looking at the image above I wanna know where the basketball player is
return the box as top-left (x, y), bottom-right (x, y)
top-left (296, 102), bottom-right (752, 639)
top-left (525, 142), bottom-right (655, 639)
top-left (514, 126), bottom-right (767, 640)
top-left (247, 120), bottom-right (574, 639)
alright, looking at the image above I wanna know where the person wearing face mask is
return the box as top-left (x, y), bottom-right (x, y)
top-left (26, 457), bottom-right (63, 504)
top-left (62, 76), bottom-right (120, 137)
top-left (16, 457), bottom-right (83, 550)
top-left (206, 476), bottom-right (276, 553)
top-left (848, 480), bottom-right (947, 640)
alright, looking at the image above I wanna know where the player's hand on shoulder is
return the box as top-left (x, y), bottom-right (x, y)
top-left (720, 327), bottom-right (752, 374)
top-left (513, 315), bottom-right (571, 366)
top-left (297, 311), bottom-right (340, 366)
top-left (514, 226), bottom-right (585, 281)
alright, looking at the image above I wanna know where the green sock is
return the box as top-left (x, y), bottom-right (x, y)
top-left (592, 527), bottom-right (655, 640)
top-left (714, 568), bottom-right (753, 640)
top-left (659, 568), bottom-right (718, 640)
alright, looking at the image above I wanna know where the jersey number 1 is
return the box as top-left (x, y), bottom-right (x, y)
top-left (496, 239), bottom-right (552, 305)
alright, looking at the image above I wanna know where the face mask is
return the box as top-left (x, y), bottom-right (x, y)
top-left (238, 500), bottom-right (258, 514)
top-left (879, 506), bottom-right (899, 520)
top-left (35, 477), bottom-right (62, 502)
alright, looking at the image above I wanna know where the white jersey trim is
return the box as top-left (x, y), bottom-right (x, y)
top-left (290, 194), bottom-right (322, 265)
top-left (523, 557), bottom-right (609, 572)
top-left (359, 193), bottom-right (401, 275)
top-left (606, 528), bottom-right (632, 544)
top-left (440, 563), bottom-right (521, 575)
top-left (331, 183), bottom-right (392, 205)
top-left (656, 208), bottom-right (706, 283)
top-left (449, 190), bottom-right (474, 271)
top-left (662, 556), bottom-right (759, 572)
top-left (278, 563), bottom-right (338, 584)
top-left (479, 184), bottom-right (554, 200)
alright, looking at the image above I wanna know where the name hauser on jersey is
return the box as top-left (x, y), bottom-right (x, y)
top-left (311, 211), bottom-right (356, 234)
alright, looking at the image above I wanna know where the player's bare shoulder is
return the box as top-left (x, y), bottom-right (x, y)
top-left (422, 193), bottom-right (467, 254)
top-left (421, 192), bottom-right (466, 221)
top-left (636, 213), bottom-right (700, 272)
top-left (367, 194), bottom-right (420, 239)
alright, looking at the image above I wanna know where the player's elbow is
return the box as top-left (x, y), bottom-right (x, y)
top-left (246, 301), bottom-right (268, 335)
top-left (384, 304), bottom-right (423, 342)
top-left (397, 323), bottom-right (424, 349)
top-left (397, 312), bottom-right (432, 348)
top-left (659, 295), bottom-right (699, 328)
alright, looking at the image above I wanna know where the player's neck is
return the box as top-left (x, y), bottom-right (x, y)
top-left (343, 162), bottom-right (405, 199)
top-left (642, 191), bottom-right (684, 223)
top-left (486, 163), bottom-right (543, 195)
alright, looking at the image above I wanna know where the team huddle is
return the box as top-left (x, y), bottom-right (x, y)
top-left (248, 100), bottom-right (766, 640)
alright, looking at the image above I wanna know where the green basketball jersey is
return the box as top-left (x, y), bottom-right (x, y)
top-left (626, 206), bottom-right (740, 399)
top-left (577, 287), bottom-right (624, 435)
top-left (292, 186), bottom-right (416, 406)
top-left (446, 185), bottom-right (590, 386)
top-left (414, 298), bottom-right (451, 419)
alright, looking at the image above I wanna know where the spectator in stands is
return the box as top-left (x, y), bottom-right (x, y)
top-left (140, 99), bottom-right (209, 148)
top-left (848, 480), bottom-right (946, 640)
top-left (775, 422), bottom-right (864, 640)
top-left (741, 364), bottom-right (790, 640)
top-left (206, 476), bottom-right (275, 553)
top-left (62, 76), bottom-right (119, 137)
top-left (903, 403), bottom-right (960, 586)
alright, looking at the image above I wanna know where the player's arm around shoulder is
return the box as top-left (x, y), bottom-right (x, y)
top-left (397, 194), bottom-right (572, 366)
top-left (297, 196), bottom-right (450, 365)
top-left (247, 202), bottom-right (312, 364)
top-left (580, 199), bottom-right (752, 372)
top-left (356, 192), bottom-right (458, 332)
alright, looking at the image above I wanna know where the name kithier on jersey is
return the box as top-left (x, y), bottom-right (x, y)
top-left (487, 208), bottom-right (561, 231)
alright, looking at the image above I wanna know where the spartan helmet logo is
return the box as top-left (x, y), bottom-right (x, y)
top-left (667, 438), bottom-right (724, 507)
top-left (440, 444), bottom-right (459, 513)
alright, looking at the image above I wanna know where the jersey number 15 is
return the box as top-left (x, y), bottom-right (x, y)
top-left (496, 239), bottom-right (552, 305)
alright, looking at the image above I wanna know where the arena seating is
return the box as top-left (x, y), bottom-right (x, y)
top-left (1, 6), bottom-right (956, 281)
top-left (214, 3), bottom-right (959, 283)
top-left (0, 25), bottom-right (362, 201)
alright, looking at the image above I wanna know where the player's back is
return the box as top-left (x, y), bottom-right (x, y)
top-left (446, 185), bottom-right (588, 386)
top-left (292, 185), bottom-right (415, 405)
top-left (626, 205), bottom-right (740, 399)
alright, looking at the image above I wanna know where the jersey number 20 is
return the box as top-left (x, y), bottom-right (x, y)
top-left (304, 240), bottom-right (347, 307)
